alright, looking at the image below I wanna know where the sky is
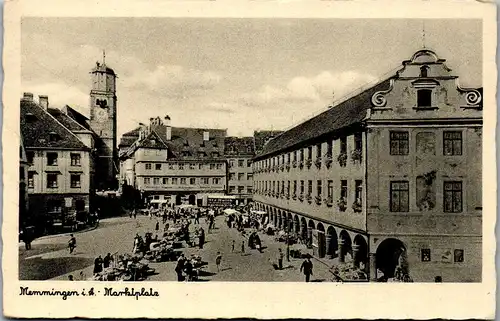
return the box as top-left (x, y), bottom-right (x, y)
top-left (21, 18), bottom-right (482, 139)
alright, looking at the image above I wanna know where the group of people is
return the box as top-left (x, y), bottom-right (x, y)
top-left (93, 253), bottom-right (114, 275)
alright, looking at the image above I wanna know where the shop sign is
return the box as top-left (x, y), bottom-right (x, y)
top-left (64, 197), bottom-right (73, 207)
top-left (207, 197), bottom-right (234, 207)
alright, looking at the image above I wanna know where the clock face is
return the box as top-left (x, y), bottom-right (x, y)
top-left (95, 108), bottom-right (108, 122)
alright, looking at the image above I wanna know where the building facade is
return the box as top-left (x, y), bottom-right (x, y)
top-left (224, 137), bottom-right (255, 204)
top-left (253, 50), bottom-right (482, 282)
top-left (20, 94), bottom-right (93, 233)
top-left (119, 117), bottom-right (228, 206)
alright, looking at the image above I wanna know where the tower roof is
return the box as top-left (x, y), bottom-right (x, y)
top-left (91, 61), bottom-right (116, 75)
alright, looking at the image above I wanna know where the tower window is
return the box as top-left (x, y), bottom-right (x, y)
top-left (420, 65), bottom-right (429, 77)
top-left (417, 89), bottom-right (432, 107)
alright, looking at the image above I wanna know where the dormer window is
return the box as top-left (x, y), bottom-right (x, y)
top-left (417, 89), bottom-right (432, 107)
top-left (420, 65), bottom-right (429, 78)
top-left (49, 132), bottom-right (59, 142)
top-left (150, 139), bottom-right (156, 145)
top-left (25, 112), bottom-right (37, 122)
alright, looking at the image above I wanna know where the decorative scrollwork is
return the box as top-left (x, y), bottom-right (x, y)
top-left (371, 92), bottom-right (387, 107)
top-left (465, 90), bottom-right (482, 106)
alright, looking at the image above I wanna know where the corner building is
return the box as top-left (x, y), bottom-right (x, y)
top-left (253, 50), bottom-right (482, 282)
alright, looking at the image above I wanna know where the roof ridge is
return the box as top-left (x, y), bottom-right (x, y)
top-left (59, 108), bottom-right (92, 132)
top-left (39, 104), bottom-right (88, 147)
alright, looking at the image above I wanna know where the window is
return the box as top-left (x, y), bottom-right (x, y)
top-left (153, 195), bottom-right (160, 200)
top-left (272, 181), bottom-right (276, 193)
top-left (247, 187), bottom-right (253, 194)
top-left (198, 152), bottom-right (206, 158)
top-left (316, 144), bottom-right (322, 159)
top-left (156, 164), bottom-right (162, 170)
top-left (47, 200), bottom-right (62, 214)
top-left (443, 131), bottom-right (462, 156)
top-left (199, 164), bottom-right (203, 170)
top-left (212, 152), bottom-right (220, 158)
top-left (247, 173), bottom-right (253, 180)
top-left (355, 180), bottom-right (362, 202)
top-left (327, 180), bottom-right (333, 198)
top-left (26, 151), bottom-right (34, 164)
top-left (202, 178), bottom-right (209, 185)
top-left (172, 178), bottom-right (178, 185)
top-left (28, 172), bottom-right (35, 188)
top-left (340, 137), bottom-right (347, 154)
top-left (47, 173), bottom-right (58, 188)
top-left (229, 173), bottom-right (236, 181)
top-left (49, 132), bottom-right (59, 142)
top-left (239, 160), bottom-right (245, 167)
top-left (70, 153), bottom-right (81, 166)
top-left (454, 249), bottom-right (464, 263)
top-left (293, 151), bottom-right (297, 162)
top-left (163, 178), bottom-right (168, 184)
top-left (317, 180), bottom-right (322, 197)
top-left (75, 200), bottom-right (85, 212)
top-left (180, 178), bottom-right (186, 185)
top-left (144, 177), bottom-right (151, 185)
top-left (238, 173), bottom-right (244, 181)
top-left (190, 178), bottom-right (196, 185)
top-left (390, 181), bottom-right (409, 212)
top-left (340, 180), bottom-right (347, 198)
top-left (326, 141), bottom-right (332, 158)
top-left (179, 164), bottom-right (184, 170)
top-left (47, 152), bottom-right (58, 166)
top-left (300, 149), bottom-right (304, 161)
top-left (390, 131), bottom-right (409, 155)
top-left (212, 178), bottom-right (221, 184)
top-left (229, 160), bottom-right (235, 168)
top-left (354, 133), bottom-right (362, 151)
top-left (169, 164), bottom-right (174, 170)
top-left (300, 180), bottom-right (304, 195)
top-left (210, 164), bottom-right (216, 170)
top-left (308, 180), bottom-right (312, 195)
top-left (307, 146), bottom-right (312, 160)
top-left (203, 131), bottom-right (210, 141)
top-left (281, 181), bottom-right (285, 194)
top-left (247, 160), bottom-right (252, 167)
top-left (421, 249), bottom-right (431, 262)
top-left (229, 186), bottom-right (236, 193)
top-left (293, 181), bottom-right (297, 194)
top-left (145, 163), bottom-right (152, 170)
top-left (420, 65), bottom-right (429, 77)
top-left (238, 186), bottom-right (244, 194)
top-left (417, 89), bottom-right (432, 107)
top-left (153, 177), bottom-right (160, 185)
top-left (70, 174), bottom-right (81, 188)
top-left (190, 164), bottom-right (196, 170)
top-left (444, 181), bottom-right (463, 213)
top-left (216, 163), bottom-right (223, 170)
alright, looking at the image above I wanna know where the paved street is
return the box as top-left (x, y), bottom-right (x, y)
top-left (19, 214), bottom-right (336, 282)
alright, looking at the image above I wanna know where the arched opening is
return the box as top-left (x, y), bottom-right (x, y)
top-left (339, 230), bottom-right (352, 263)
top-left (277, 211), bottom-right (282, 229)
top-left (316, 223), bottom-right (326, 258)
top-left (175, 194), bottom-right (182, 205)
top-left (293, 215), bottom-right (300, 236)
top-left (287, 213), bottom-right (293, 232)
top-left (307, 220), bottom-right (315, 248)
top-left (188, 194), bottom-right (196, 205)
top-left (376, 238), bottom-right (407, 281)
top-left (353, 235), bottom-right (368, 271)
top-left (326, 226), bottom-right (338, 259)
top-left (300, 217), bottom-right (307, 242)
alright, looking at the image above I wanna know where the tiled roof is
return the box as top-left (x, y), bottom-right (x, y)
top-left (121, 124), bottom-right (227, 160)
top-left (256, 78), bottom-right (393, 159)
top-left (224, 136), bottom-right (255, 157)
top-left (21, 99), bottom-right (89, 150)
top-left (62, 105), bottom-right (91, 131)
top-left (118, 128), bottom-right (141, 148)
top-left (48, 108), bottom-right (91, 132)
top-left (253, 130), bottom-right (284, 154)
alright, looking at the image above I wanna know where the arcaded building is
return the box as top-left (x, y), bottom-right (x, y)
top-left (253, 50), bottom-right (482, 282)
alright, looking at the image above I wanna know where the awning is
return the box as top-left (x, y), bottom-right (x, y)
top-left (223, 208), bottom-right (240, 215)
top-left (251, 210), bottom-right (267, 215)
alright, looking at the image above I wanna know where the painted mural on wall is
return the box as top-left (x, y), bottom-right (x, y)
top-left (416, 132), bottom-right (436, 155)
top-left (416, 170), bottom-right (437, 211)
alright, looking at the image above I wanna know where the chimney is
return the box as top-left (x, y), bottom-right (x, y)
top-left (165, 115), bottom-right (172, 141)
top-left (23, 92), bottom-right (33, 101)
top-left (39, 95), bottom-right (49, 110)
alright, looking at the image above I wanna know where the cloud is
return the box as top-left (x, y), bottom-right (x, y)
top-left (21, 82), bottom-right (89, 114)
top-left (247, 70), bottom-right (377, 105)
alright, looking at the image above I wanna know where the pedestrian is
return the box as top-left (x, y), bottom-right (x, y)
top-left (23, 228), bottom-right (32, 250)
top-left (184, 259), bottom-right (193, 282)
top-left (198, 228), bottom-right (205, 249)
top-left (133, 209), bottom-right (137, 219)
top-left (300, 256), bottom-right (314, 282)
top-left (68, 234), bottom-right (76, 254)
top-left (231, 240), bottom-right (235, 252)
top-left (103, 253), bottom-right (113, 269)
top-left (68, 275), bottom-right (74, 281)
top-left (155, 221), bottom-right (159, 232)
top-left (175, 254), bottom-right (185, 282)
top-left (278, 249), bottom-right (284, 270)
top-left (215, 252), bottom-right (222, 272)
top-left (93, 255), bottom-right (103, 275)
top-left (241, 240), bottom-right (245, 254)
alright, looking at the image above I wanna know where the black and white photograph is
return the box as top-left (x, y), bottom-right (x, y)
top-left (4, 1), bottom-right (496, 319)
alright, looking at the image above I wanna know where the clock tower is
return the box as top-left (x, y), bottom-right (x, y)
top-left (89, 54), bottom-right (118, 190)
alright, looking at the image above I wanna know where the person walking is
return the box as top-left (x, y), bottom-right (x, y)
top-left (68, 234), bottom-right (76, 254)
top-left (155, 221), bottom-right (160, 232)
top-left (241, 240), bottom-right (245, 254)
top-left (103, 253), bottom-right (113, 269)
top-left (175, 254), bottom-right (185, 282)
top-left (215, 252), bottom-right (222, 272)
top-left (231, 240), bottom-right (235, 252)
top-left (133, 209), bottom-right (137, 219)
top-left (278, 249), bottom-right (284, 270)
top-left (93, 255), bottom-right (103, 275)
top-left (300, 256), bottom-right (314, 282)
top-left (22, 228), bottom-right (33, 250)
